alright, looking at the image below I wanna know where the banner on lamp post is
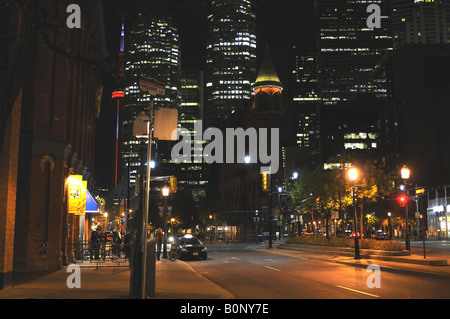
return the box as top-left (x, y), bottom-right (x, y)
top-left (68, 175), bottom-right (86, 215)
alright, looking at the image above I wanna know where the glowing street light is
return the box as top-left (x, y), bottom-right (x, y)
top-left (401, 165), bottom-right (411, 251)
top-left (348, 167), bottom-right (358, 182)
top-left (401, 165), bottom-right (410, 180)
top-left (161, 185), bottom-right (170, 258)
top-left (162, 186), bottom-right (170, 197)
top-left (347, 166), bottom-right (361, 259)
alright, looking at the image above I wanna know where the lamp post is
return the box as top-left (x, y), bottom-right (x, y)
top-left (387, 212), bottom-right (392, 240)
top-left (401, 165), bottom-right (411, 251)
top-left (348, 167), bottom-right (361, 259)
top-left (278, 187), bottom-right (283, 240)
top-left (162, 186), bottom-right (170, 259)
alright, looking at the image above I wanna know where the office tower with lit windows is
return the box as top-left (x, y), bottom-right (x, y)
top-left (289, 42), bottom-right (320, 150)
top-left (178, 70), bottom-right (208, 206)
top-left (122, 11), bottom-right (182, 185)
top-left (284, 41), bottom-right (321, 171)
top-left (391, 0), bottom-right (450, 48)
top-left (315, 0), bottom-right (393, 105)
top-left (205, 0), bottom-right (257, 127)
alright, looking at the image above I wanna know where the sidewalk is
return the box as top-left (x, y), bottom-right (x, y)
top-left (0, 259), bottom-right (232, 299)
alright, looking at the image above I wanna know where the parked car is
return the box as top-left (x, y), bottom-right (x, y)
top-left (169, 234), bottom-right (208, 260)
top-left (373, 231), bottom-right (389, 240)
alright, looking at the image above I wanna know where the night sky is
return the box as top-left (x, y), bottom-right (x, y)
top-left (94, 0), bottom-right (316, 189)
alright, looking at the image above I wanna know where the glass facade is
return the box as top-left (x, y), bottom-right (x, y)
top-left (122, 13), bottom-right (182, 185)
top-left (315, 0), bottom-right (393, 104)
top-left (427, 186), bottom-right (450, 239)
top-left (392, 0), bottom-right (450, 48)
top-left (205, 0), bottom-right (257, 126)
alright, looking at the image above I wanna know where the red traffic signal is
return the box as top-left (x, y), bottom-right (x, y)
top-left (398, 195), bottom-right (407, 207)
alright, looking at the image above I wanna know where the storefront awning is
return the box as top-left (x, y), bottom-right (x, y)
top-left (86, 189), bottom-right (103, 214)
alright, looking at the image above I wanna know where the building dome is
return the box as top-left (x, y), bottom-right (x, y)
top-left (253, 49), bottom-right (283, 91)
top-left (250, 48), bottom-right (283, 114)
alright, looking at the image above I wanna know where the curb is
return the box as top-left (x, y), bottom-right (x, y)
top-left (277, 243), bottom-right (448, 266)
top-left (252, 245), bottom-right (450, 281)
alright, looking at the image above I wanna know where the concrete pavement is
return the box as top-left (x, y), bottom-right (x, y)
top-left (0, 258), bottom-right (233, 299)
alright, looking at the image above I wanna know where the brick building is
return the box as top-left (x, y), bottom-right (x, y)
top-left (216, 49), bottom-right (285, 241)
top-left (0, 0), bottom-right (107, 288)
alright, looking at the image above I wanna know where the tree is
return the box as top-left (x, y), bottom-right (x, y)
top-left (354, 160), bottom-right (397, 237)
top-left (289, 168), bottom-right (352, 239)
top-left (289, 155), bottom-right (397, 239)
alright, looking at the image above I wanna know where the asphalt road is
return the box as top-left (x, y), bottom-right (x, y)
top-left (182, 243), bottom-right (450, 299)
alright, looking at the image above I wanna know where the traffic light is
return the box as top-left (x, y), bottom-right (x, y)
top-left (262, 172), bottom-right (270, 192)
top-left (169, 176), bottom-right (177, 193)
top-left (398, 195), bottom-right (406, 207)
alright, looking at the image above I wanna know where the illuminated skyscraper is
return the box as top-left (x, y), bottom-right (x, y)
top-left (285, 41), bottom-right (321, 171)
top-left (315, 0), bottom-right (393, 105)
top-left (205, 0), bottom-right (257, 126)
top-left (178, 70), bottom-right (208, 206)
top-left (122, 12), bottom-right (181, 184)
top-left (391, 0), bottom-right (450, 48)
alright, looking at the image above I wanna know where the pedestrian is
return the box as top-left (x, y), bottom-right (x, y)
top-left (156, 228), bottom-right (163, 261)
top-left (112, 228), bottom-right (122, 258)
top-left (123, 231), bottom-right (131, 259)
top-left (90, 227), bottom-right (101, 260)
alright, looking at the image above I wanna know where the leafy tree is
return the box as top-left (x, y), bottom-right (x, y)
top-left (353, 159), bottom-right (397, 237)
top-left (289, 156), bottom-right (397, 239)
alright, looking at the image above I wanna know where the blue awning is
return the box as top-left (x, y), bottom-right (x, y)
top-left (86, 189), bottom-right (102, 213)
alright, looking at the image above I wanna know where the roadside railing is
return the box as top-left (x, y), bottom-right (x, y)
top-left (65, 241), bottom-right (132, 268)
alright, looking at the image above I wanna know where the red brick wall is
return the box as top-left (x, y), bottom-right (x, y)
top-left (0, 90), bottom-right (22, 288)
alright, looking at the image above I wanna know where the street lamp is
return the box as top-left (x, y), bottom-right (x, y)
top-left (387, 212), bottom-right (392, 239)
top-left (278, 187), bottom-right (283, 240)
top-left (401, 165), bottom-right (410, 180)
top-left (348, 167), bottom-right (361, 259)
top-left (401, 165), bottom-right (411, 251)
top-left (162, 186), bottom-right (170, 258)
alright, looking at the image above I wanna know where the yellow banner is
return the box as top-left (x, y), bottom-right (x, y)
top-left (68, 175), bottom-right (86, 215)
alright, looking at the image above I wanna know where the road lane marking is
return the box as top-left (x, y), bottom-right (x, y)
top-left (334, 285), bottom-right (380, 298)
top-left (232, 257), bottom-right (240, 260)
top-left (264, 266), bottom-right (282, 272)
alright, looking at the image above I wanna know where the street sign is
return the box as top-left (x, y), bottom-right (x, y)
top-left (154, 108), bottom-right (178, 140)
top-left (139, 77), bottom-right (166, 96)
top-left (415, 187), bottom-right (426, 196)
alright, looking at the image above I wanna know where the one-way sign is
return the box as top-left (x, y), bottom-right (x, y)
top-left (415, 187), bottom-right (426, 196)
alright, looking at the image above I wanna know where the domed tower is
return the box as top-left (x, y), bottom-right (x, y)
top-left (246, 49), bottom-right (283, 129)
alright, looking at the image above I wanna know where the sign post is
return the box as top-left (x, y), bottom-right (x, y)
top-left (138, 77), bottom-right (165, 299)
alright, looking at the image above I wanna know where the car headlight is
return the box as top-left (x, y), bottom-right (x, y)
top-left (202, 248), bottom-right (207, 251)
